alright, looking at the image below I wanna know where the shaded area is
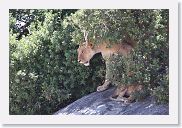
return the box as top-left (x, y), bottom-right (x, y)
top-left (54, 87), bottom-right (169, 115)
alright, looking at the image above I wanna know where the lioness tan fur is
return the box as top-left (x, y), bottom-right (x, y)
top-left (110, 84), bottom-right (143, 103)
top-left (77, 33), bottom-right (142, 103)
top-left (78, 40), bottom-right (133, 65)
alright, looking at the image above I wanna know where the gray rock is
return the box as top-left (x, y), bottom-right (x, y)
top-left (54, 87), bottom-right (169, 115)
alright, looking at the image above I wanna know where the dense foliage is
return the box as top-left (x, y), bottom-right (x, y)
top-left (9, 9), bottom-right (169, 115)
top-left (69, 9), bottom-right (169, 103)
top-left (9, 10), bottom-right (105, 115)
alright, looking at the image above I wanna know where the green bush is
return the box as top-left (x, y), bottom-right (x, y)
top-left (9, 9), bottom-right (169, 115)
top-left (9, 10), bottom-right (105, 114)
top-left (68, 9), bottom-right (169, 103)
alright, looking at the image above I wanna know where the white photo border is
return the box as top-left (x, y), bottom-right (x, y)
top-left (0, 0), bottom-right (178, 124)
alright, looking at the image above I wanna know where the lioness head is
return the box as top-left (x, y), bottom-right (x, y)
top-left (77, 41), bottom-right (95, 66)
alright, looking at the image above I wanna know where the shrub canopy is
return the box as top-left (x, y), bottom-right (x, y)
top-left (9, 9), bottom-right (169, 115)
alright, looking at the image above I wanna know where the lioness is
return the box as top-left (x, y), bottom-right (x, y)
top-left (77, 32), bottom-right (143, 103)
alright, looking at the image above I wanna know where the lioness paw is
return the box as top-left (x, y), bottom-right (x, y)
top-left (97, 85), bottom-right (108, 92)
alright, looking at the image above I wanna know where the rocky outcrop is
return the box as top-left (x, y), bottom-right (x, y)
top-left (55, 87), bottom-right (169, 115)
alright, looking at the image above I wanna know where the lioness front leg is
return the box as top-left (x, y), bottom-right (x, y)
top-left (97, 79), bottom-right (111, 92)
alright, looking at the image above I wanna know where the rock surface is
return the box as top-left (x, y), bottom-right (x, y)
top-left (54, 87), bottom-right (169, 115)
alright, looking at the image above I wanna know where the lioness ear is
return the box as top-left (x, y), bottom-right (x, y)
top-left (87, 42), bottom-right (93, 48)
